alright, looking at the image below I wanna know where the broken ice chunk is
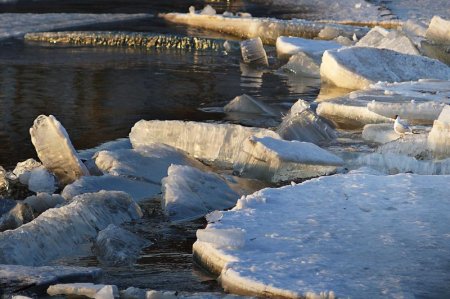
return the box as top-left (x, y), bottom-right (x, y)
top-left (428, 105), bottom-right (450, 159)
top-left (277, 52), bottom-right (320, 78)
top-left (276, 36), bottom-right (341, 59)
top-left (27, 167), bottom-right (56, 193)
top-left (240, 37), bottom-right (268, 66)
top-left (362, 123), bottom-right (399, 144)
top-left (320, 47), bottom-right (450, 90)
top-left (356, 26), bottom-right (419, 55)
top-left (47, 283), bottom-right (119, 299)
top-left (0, 190), bottom-right (142, 266)
top-left (62, 175), bottom-right (160, 203)
top-left (425, 16), bottom-right (450, 44)
top-left (12, 158), bottom-right (42, 185)
top-left (161, 165), bottom-right (239, 222)
top-left (30, 115), bottom-right (89, 185)
top-left (0, 202), bottom-right (34, 232)
top-left (234, 136), bottom-right (343, 183)
top-left (223, 94), bottom-right (277, 116)
top-left (200, 5), bottom-right (216, 16)
top-left (129, 120), bottom-right (280, 169)
top-left (24, 193), bottom-right (65, 216)
top-left (94, 224), bottom-right (151, 266)
top-left (277, 99), bottom-right (336, 143)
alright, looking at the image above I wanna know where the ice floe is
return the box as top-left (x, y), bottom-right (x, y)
top-left (47, 283), bottom-right (119, 299)
top-left (129, 120), bottom-right (280, 169)
top-left (234, 136), bottom-right (343, 182)
top-left (355, 26), bottom-right (419, 55)
top-left (0, 264), bottom-right (102, 295)
top-left (276, 99), bottom-right (337, 143)
top-left (161, 165), bottom-right (239, 222)
top-left (223, 94), bottom-right (277, 116)
top-left (0, 191), bottom-right (142, 266)
top-left (94, 224), bottom-right (151, 266)
top-left (428, 105), bottom-right (450, 159)
top-left (320, 47), bottom-right (450, 89)
top-left (193, 173), bottom-right (450, 298)
top-left (30, 115), bottom-right (89, 185)
top-left (276, 36), bottom-right (341, 59)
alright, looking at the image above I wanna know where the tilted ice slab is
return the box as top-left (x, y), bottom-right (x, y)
top-left (130, 120), bottom-right (280, 169)
top-left (276, 100), bottom-right (336, 144)
top-left (428, 105), bottom-right (450, 159)
top-left (161, 12), bottom-right (369, 45)
top-left (62, 175), bottom-right (160, 203)
top-left (0, 191), bottom-right (142, 266)
top-left (223, 94), bottom-right (277, 116)
top-left (193, 173), bottom-right (450, 298)
top-left (0, 13), bottom-right (151, 40)
top-left (277, 52), bottom-right (320, 78)
top-left (0, 265), bottom-right (102, 295)
top-left (320, 47), bottom-right (450, 89)
top-left (276, 36), bottom-right (341, 58)
top-left (425, 16), bottom-right (450, 44)
top-left (30, 115), bottom-right (89, 185)
top-left (234, 136), bottom-right (343, 182)
top-left (362, 123), bottom-right (400, 144)
top-left (355, 26), bottom-right (419, 55)
top-left (161, 165), bottom-right (239, 222)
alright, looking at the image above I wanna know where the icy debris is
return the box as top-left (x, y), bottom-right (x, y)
top-left (120, 287), bottom-right (147, 299)
top-left (0, 191), bottom-right (142, 266)
top-left (12, 296), bottom-right (33, 299)
top-left (62, 175), bottom-right (160, 203)
top-left (30, 115), bottom-right (89, 185)
top-left (420, 41), bottom-right (450, 65)
top-left (402, 19), bottom-right (427, 39)
top-left (320, 47), bottom-right (450, 89)
top-left (356, 26), bottom-right (419, 55)
top-left (161, 12), bottom-right (368, 45)
top-left (47, 283), bottom-right (119, 299)
top-left (362, 123), bottom-right (399, 144)
top-left (146, 290), bottom-right (177, 299)
top-left (23, 193), bottom-right (65, 216)
top-left (94, 224), bottom-right (150, 266)
top-left (428, 105), bottom-right (450, 159)
top-left (234, 136), bottom-right (343, 182)
top-left (27, 167), bottom-right (56, 193)
top-left (223, 94), bottom-right (277, 116)
top-left (200, 5), bottom-right (216, 16)
top-left (240, 37), bottom-right (268, 66)
top-left (277, 99), bottom-right (336, 143)
top-left (193, 173), bottom-right (450, 298)
top-left (12, 158), bottom-right (42, 185)
top-left (0, 265), bottom-right (102, 294)
top-left (0, 167), bottom-right (8, 192)
top-left (94, 144), bottom-right (204, 185)
top-left (334, 35), bottom-right (354, 46)
top-left (0, 202), bottom-right (34, 232)
top-left (278, 52), bottom-right (320, 77)
top-left (318, 26), bottom-right (343, 40)
top-left (426, 16), bottom-right (450, 44)
top-left (161, 165), bottom-right (239, 222)
top-left (130, 120), bottom-right (280, 169)
top-left (276, 36), bottom-right (341, 59)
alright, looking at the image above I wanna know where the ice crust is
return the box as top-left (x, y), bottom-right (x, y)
top-left (193, 173), bottom-right (450, 298)
top-left (355, 26), bottom-right (419, 55)
top-left (426, 16), bottom-right (450, 44)
top-left (47, 283), bottom-right (119, 299)
top-left (0, 265), bottom-right (102, 294)
top-left (161, 165), bottom-right (239, 222)
top-left (223, 94), bottom-right (277, 116)
top-left (234, 136), bottom-right (343, 182)
top-left (320, 47), bottom-right (450, 89)
top-left (94, 224), bottom-right (151, 266)
top-left (0, 191), bottom-right (142, 266)
top-left (30, 115), bottom-right (89, 185)
top-left (276, 99), bottom-right (337, 143)
top-left (129, 120), bottom-right (280, 169)
top-left (276, 36), bottom-right (341, 59)
top-left (428, 105), bottom-right (450, 158)
top-left (161, 12), bottom-right (369, 45)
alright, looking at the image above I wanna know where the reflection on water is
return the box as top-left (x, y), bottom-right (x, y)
top-left (0, 40), bottom-right (319, 168)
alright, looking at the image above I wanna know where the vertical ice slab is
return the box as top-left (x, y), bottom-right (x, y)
top-left (240, 37), bottom-right (268, 66)
top-left (0, 190), bottom-right (142, 266)
top-left (234, 136), bottom-right (343, 182)
top-left (129, 120), bottom-right (280, 169)
top-left (428, 105), bottom-right (450, 159)
top-left (30, 115), bottom-right (89, 185)
top-left (425, 16), bottom-right (450, 44)
top-left (161, 165), bottom-right (239, 222)
top-left (320, 47), bottom-right (450, 89)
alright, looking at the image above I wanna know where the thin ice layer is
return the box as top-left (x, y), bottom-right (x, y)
top-left (129, 120), bottom-right (280, 169)
top-left (320, 47), bottom-right (450, 89)
top-left (30, 115), bottom-right (89, 185)
top-left (162, 165), bottom-right (239, 222)
top-left (193, 173), bottom-right (450, 298)
top-left (0, 191), bottom-right (142, 266)
top-left (234, 136), bottom-right (343, 182)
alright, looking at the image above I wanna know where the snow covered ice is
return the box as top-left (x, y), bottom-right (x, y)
top-left (129, 120), bottom-right (280, 169)
top-left (0, 190), bottom-right (142, 266)
top-left (47, 283), bottom-right (119, 299)
top-left (193, 173), bottom-right (450, 298)
top-left (355, 26), bottom-right (419, 55)
top-left (234, 136), bottom-right (343, 182)
top-left (276, 36), bottom-right (341, 59)
top-left (94, 224), bottom-right (151, 266)
top-left (276, 99), bottom-right (337, 143)
top-left (30, 115), bottom-right (89, 185)
top-left (161, 165), bottom-right (239, 222)
top-left (320, 47), bottom-right (450, 90)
